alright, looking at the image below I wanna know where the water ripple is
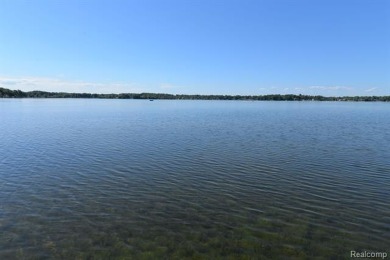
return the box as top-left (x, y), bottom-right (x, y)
top-left (1, 100), bottom-right (389, 258)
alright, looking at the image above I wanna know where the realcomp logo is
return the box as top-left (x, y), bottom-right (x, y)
top-left (351, 251), bottom-right (387, 259)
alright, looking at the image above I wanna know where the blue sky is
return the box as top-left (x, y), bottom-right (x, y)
top-left (0, 0), bottom-right (389, 95)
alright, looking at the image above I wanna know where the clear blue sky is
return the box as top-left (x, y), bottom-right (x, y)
top-left (0, 0), bottom-right (389, 95)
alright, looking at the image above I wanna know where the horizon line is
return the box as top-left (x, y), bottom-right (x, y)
top-left (1, 87), bottom-right (389, 100)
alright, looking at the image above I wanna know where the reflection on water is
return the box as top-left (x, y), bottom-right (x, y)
top-left (0, 99), bottom-right (389, 258)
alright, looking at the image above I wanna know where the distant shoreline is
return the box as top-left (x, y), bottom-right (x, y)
top-left (1, 87), bottom-right (389, 102)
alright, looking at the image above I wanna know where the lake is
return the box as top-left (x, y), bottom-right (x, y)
top-left (0, 99), bottom-right (389, 259)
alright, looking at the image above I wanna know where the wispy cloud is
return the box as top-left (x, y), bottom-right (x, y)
top-left (158, 83), bottom-right (186, 94)
top-left (365, 87), bottom-right (378, 93)
top-left (159, 83), bottom-right (181, 90)
top-left (255, 85), bottom-right (360, 95)
top-left (0, 76), bottom-right (145, 94)
top-left (309, 86), bottom-right (353, 91)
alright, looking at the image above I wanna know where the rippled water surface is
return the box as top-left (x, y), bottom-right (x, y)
top-left (1, 99), bottom-right (389, 259)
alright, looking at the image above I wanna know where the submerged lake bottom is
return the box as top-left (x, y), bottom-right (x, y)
top-left (0, 99), bottom-right (389, 259)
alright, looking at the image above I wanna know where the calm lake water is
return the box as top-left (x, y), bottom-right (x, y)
top-left (0, 99), bottom-right (389, 259)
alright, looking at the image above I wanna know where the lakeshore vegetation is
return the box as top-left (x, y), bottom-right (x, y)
top-left (1, 87), bottom-right (389, 101)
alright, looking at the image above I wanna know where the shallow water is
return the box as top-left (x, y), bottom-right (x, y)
top-left (0, 99), bottom-right (389, 259)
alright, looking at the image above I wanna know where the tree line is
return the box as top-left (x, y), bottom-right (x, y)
top-left (1, 87), bottom-right (389, 101)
